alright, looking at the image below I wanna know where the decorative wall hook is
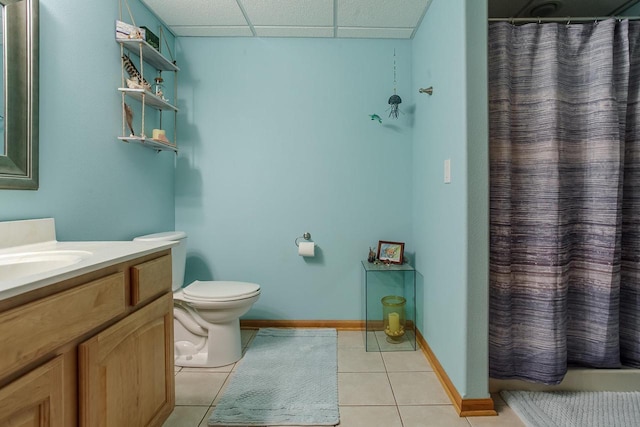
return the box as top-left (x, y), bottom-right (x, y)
top-left (295, 232), bottom-right (312, 247)
top-left (419, 87), bottom-right (434, 95)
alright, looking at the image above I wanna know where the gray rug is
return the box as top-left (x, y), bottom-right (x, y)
top-left (501, 390), bottom-right (640, 427)
top-left (209, 328), bottom-right (339, 426)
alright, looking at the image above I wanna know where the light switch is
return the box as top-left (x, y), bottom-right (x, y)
top-left (444, 159), bottom-right (451, 184)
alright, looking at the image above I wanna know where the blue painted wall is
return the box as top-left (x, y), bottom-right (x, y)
top-left (0, 0), bottom-right (175, 240)
top-left (175, 38), bottom-right (414, 319)
top-left (411, 0), bottom-right (489, 398)
top-left (623, 3), bottom-right (640, 15)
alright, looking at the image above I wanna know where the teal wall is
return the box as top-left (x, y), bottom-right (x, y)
top-left (411, 0), bottom-right (489, 398)
top-left (175, 38), bottom-right (414, 319)
top-left (0, 0), bottom-right (175, 240)
top-left (623, 3), bottom-right (640, 15)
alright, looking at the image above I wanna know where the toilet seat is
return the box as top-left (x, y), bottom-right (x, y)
top-left (182, 280), bottom-right (261, 302)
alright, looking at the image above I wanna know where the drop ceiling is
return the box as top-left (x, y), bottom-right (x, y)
top-left (140, 0), bottom-right (640, 39)
top-left (141, 0), bottom-right (431, 38)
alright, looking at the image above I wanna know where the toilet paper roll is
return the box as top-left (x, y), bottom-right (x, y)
top-left (298, 241), bottom-right (315, 257)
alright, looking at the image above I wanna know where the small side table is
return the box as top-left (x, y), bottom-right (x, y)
top-left (361, 260), bottom-right (416, 352)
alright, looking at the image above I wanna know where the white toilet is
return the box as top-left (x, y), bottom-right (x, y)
top-left (134, 231), bottom-right (260, 367)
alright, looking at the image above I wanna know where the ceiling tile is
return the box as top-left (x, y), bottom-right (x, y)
top-left (141, 0), bottom-right (433, 39)
top-left (337, 27), bottom-right (415, 39)
top-left (240, 0), bottom-right (334, 26)
top-left (142, 0), bottom-right (247, 26)
top-left (337, 0), bottom-right (429, 28)
top-left (171, 26), bottom-right (254, 37)
top-left (254, 26), bottom-right (334, 38)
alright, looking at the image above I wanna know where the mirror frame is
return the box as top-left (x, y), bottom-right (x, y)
top-left (0, 0), bottom-right (38, 190)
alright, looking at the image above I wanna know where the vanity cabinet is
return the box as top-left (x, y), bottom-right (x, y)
top-left (0, 356), bottom-right (64, 427)
top-left (0, 250), bottom-right (174, 427)
top-left (79, 293), bottom-right (173, 427)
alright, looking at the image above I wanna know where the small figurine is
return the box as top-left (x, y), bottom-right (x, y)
top-left (154, 76), bottom-right (164, 98)
top-left (369, 114), bottom-right (382, 123)
top-left (368, 247), bottom-right (376, 263)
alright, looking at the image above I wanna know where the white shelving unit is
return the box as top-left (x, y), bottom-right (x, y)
top-left (117, 37), bottom-right (179, 153)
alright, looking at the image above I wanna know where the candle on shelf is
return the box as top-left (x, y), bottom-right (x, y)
top-left (152, 129), bottom-right (165, 140)
top-left (388, 312), bottom-right (400, 334)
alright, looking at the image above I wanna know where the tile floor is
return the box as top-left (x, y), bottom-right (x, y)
top-left (163, 329), bottom-right (526, 427)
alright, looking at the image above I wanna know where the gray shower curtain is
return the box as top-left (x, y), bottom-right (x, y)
top-left (489, 19), bottom-right (640, 384)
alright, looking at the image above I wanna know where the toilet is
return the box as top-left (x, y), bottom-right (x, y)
top-left (133, 231), bottom-right (260, 367)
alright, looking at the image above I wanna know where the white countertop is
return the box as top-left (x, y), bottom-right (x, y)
top-left (0, 239), bottom-right (176, 301)
top-left (0, 218), bottom-right (178, 301)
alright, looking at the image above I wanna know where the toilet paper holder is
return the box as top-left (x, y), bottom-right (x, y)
top-left (295, 232), bottom-right (312, 247)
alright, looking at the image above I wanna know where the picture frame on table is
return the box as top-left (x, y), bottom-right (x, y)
top-left (377, 241), bottom-right (405, 264)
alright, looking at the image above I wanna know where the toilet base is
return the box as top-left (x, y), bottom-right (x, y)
top-left (174, 318), bottom-right (243, 368)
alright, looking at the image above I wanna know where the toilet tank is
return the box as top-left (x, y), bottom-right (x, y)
top-left (134, 231), bottom-right (187, 292)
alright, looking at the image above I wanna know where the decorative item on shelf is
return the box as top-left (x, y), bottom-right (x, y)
top-left (369, 114), bottom-right (382, 124)
top-left (116, 20), bottom-right (145, 40)
top-left (382, 295), bottom-right (406, 343)
top-left (387, 49), bottom-right (402, 119)
top-left (377, 240), bottom-right (405, 265)
top-left (153, 76), bottom-right (164, 98)
top-left (124, 103), bottom-right (135, 136)
top-left (368, 247), bottom-right (376, 263)
top-left (125, 78), bottom-right (144, 90)
top-left (141, 26), bottom-right (160, 50)
top-left (152, 129), bottom-right (169, 143)
top-left (122, 55), bottom-right (152, 91)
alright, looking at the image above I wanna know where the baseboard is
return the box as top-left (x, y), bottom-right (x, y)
top-left (239, 319), bottom-right (496, 417)
top-left (415, 329), bottom-right (496, 417)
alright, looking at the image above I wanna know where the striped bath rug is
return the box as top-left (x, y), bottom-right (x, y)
top-left (209, 328), bottom-right (339, 426)
top-left (501, 390), bottom-right (640, 427)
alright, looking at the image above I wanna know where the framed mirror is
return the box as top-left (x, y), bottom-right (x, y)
top-left (0, 0), bottom-right (38, 190)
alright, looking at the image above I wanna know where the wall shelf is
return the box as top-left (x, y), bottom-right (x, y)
top-left (118, 88), bottom-right (178, 111)
top-left (118, 38), bottom-right (179, 72)
top-left (118, 136), bottom-right (177, 153)
top-left (116, 29), bottom-right (178, 153)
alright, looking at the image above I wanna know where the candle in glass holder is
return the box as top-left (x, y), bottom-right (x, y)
top-left (388, 312), bottom-right (400, 334)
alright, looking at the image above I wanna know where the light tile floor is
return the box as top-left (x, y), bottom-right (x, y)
top-left (163, 329), bottom-right (526, 427)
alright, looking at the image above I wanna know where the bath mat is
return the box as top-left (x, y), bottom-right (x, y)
top-left (209, 328), bottom-right (339, 426)
top-left (501, 390), bottom-right (640, 427)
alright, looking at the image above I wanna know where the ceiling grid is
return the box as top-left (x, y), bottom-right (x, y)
top-left (141, 0), bottom-right (640, 38)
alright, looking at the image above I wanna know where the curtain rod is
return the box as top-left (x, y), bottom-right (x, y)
top-left (489, 16), bottom-right (640, 23)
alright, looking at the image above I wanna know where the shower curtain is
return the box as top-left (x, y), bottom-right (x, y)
top-left (488, 19), bottom-right (640, 384)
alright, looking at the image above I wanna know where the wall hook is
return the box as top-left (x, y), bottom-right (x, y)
top-left (419, 87), bottom-right (433, 95)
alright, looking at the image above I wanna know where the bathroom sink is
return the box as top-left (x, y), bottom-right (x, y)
top-left (0, 250), bottom-right (93, 281)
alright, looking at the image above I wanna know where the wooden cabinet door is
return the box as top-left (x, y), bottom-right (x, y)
top-left (79, 293), bottom-right (174, 427)
top-left (0, 356), bottom-right (64, 427)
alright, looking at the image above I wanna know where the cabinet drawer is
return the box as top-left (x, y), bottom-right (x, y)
top-left (131, 255), bottom-right (171, 306)
top-left (0, 273), bottom-right (126, 379)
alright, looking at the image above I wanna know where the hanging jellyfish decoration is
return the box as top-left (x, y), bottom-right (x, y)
top-left (387, 49), bottom-right (402, 119)
top-left (388, 94), bottom-right (402, 119)
top-left (369, 50), bottom-right (402, 124)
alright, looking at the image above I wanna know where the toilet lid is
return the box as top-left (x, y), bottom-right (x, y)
top-left (183, 280), bottom-right (261, 301)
